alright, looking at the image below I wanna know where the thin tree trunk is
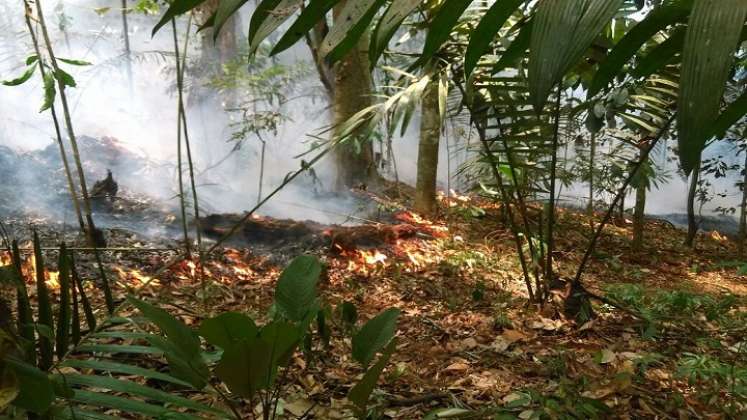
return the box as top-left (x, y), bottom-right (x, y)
top-left (331, 1), bottom-right (377, 190)
top-left (738, 151), bottom-right (747, 257)
top-left (545, 91), bottom-right (562, 285)
top-left (172, 19), bottom-right (191, 253)
top-left (588, 132), bottom-right (596, 231)
top-left (632, 183), bottom-right (646, 252)
top-left (121, 0), bottom-right (133, 95)
top-left (22, 9), bottom-right (85, 233)
top-left (414, 79), bottom-right (441, 214)
top-left (685, 162), bottom-right (700, 248)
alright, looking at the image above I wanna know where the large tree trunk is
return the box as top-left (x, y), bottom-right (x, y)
top-left (632, 183), bottom-right (646, 252)
top-left (331, 2), bottom-right (378, 190)
top-left (414, 79), bottom-right (441, 214)
top-left (738, 151), bottom-right (747, 257)
top-left (193, 0), bottom-right (238, 106)
top-left (685, 163), bottom-right (700, 248)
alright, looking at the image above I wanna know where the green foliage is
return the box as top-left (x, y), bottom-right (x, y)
top-left (198, 312), bottom-right (258, 350)
top-left (320, 0), bottom-right (386, 63)
top-left (677, 0), bottom-right (747, 173)
top-left (352, 308), bottom-right (400, 367)
top-left (528, 0), bottom-right (624, 110)
top-left (677, 352), bottom-right (747, 415)
top-left (464, 0), bottom-right (524, 77)
top-left (274, 255), bottom-right (323, 322)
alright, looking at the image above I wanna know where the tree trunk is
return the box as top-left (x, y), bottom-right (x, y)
top-left (685, 163), bottom-right (700, 248)
top-left (194, 0), bottom-right (238, 105)
top-left (632, 184), bottom-right (646, 252)
top-left (331, 1), bottom-right (377, 190)
top-left (414, 79), bottom-right (441, 214)
top-left (588, 133), bottom-right (596, 231)
top-left (738, 151), bottom-right (747, 257)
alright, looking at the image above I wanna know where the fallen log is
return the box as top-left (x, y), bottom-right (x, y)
top-left (199, 214), bottom-right (419, 252)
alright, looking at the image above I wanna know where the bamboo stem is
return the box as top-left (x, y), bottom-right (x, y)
top-left (22, 5), bottom-right (85, 233)
top-left (33, 0), bottom-right (114, 313)
top-left (171, 18), bottom-right (191, 255)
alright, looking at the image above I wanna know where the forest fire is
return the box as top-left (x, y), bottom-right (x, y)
top-left (341, 248), bottom-right (388, 275)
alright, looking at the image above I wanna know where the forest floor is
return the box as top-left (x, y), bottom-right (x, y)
top-left (3, 193), bottom-right (747, 419)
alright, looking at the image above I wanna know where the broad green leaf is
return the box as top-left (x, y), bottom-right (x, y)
top-left (259, 320), bottom-right (300, 367)
top-left (348, 339), bottom-right (396, 410)
top-left (5, 358), bottom-right (54, 414)
top-left (213, 0), bottom-right (249, 40)
top-left (127, 297), bottom-right (201, 358)
top-left (248, 0), bottom-right (303, 54)
top-left (711, 90), bottom-right (747, 139)
top-left (198, 312), bottom-right (257, 350)
top-left (145, 334), bottom-right (209, 389)
top-left (70, 389), bottom-right (196, 419)
top-left (55, 244), bottom-right (71, 358)
top-left (57, 57), bottom-right (92, 66)
top-left (60, 359), bottom-right (192, 387)
top-left (677, 0), bottom-right (747, 173)
top-left (465, 0), bottom-right (525, 77)
top-left (33, 232), bottom-right (54, 369)
top-left (529, 0), bottom-right (624, 111)
top-left (588, 0), bottom-right (693, 97)
top-left (492, 20), bottom-right (532, 74)
top-left (421, 0), bottom-right (472, 63)
top-left (369, 0), bottom-right (421, 64)
top-left (215, 338), bottom-right (274, 398)
top-left (339, 301), bottom-right (358, 326)
top-left (319, 0), bottom-right (386, 63)
top-left (274, 255), bottom-right (322, 321)
top-left (1, 63), bottom-right (37, 86)
top-left (352, 308), bottom-right (400, 366)
top-left (152, 0), bottom-right (207, 36)
top-left (62, 374), bottom-right (224, 415)
top-left (271, 0), bottom-right (337, 56)
top-left (25, 55), bottom-right (39, 65)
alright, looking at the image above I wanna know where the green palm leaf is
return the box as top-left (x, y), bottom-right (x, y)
top-left (677, 0), bottom-right (747, 173)
top-left (529, 0), bottom-right (624, 111)
top-left (465, 0), bottom-right (525, 77)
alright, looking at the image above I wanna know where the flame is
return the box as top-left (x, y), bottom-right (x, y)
top-left (114, 267), bottom-right (156, 287)
top-left (46, 271), bottom-right (60, 289)
top-left (0, 252), bottom-right (11, 266)
top-left (340, 249), bottom-right (388, 276)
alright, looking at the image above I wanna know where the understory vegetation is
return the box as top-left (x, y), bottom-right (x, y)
top-left (0, 0), bottom-right (747, 418)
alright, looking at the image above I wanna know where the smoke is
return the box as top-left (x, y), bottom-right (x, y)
top-left (0, 0), bottom-right (400, 229)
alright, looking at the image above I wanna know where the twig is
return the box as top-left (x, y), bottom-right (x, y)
top-left (572, 113), bottom-right (677, 285)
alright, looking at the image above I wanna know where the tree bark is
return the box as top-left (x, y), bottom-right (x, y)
top-left (414, 79), bottom-right (441, 214)
top-left (685, 163), bottom-right (700, 248)
top-left (738, 151), bottom-right (747, 257)
top-left (632, 183), bottom-right (646, 252)
top-left (331, 1), bottom-right (377, 190)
